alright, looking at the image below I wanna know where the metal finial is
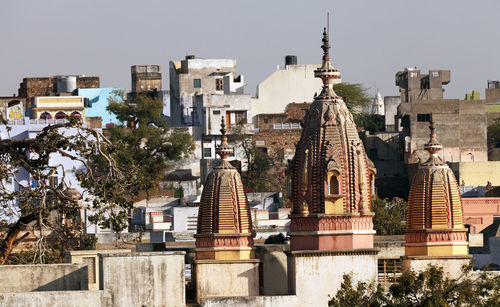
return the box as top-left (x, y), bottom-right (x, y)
top-left (220, 116), bottom-right (227, 136)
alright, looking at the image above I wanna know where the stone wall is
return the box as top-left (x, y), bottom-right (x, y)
top-left (18, 76), bottom-right (99, 100)
top-left (200, 295), bottom-right (299, 307)
top-left (99, 251), bottom-right (185, 307)
top-left (255, 244), bottom-right (289, 295)
top-left (287, 250), bottom-right (378, 306)
top-left (0, 264), bottom-right (88, 292)
top-left (0, 291), bottom-right (111, 307)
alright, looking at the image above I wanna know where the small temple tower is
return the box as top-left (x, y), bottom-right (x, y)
top-left (193, 118), bottom-right (259, 302)
top-left (286, 28), bottom-right (378, 306)
top-left (403, 121), bottom-right (470, 275)
top-left (289, 27), bottom-right (376, 251)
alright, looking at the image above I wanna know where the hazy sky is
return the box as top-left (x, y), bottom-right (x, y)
top-left (1, 1), bottom-right (500, 100)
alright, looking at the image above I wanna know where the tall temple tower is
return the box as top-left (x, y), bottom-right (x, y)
top-left (193, 118), bottom-right (259, 302)
top-left (289, 28), bottom-right (376, 251)
top-left (403, 121), bottom-right (470, 274)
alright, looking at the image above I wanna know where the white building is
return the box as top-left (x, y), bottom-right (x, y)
top-left (251, 56), bottom-right (341, 126)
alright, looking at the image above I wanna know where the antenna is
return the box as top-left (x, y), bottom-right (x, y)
top-left (327, 12), bottom-right (330, 35)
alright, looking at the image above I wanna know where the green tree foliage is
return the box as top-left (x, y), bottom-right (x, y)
top-left (0, 91), bottom-right (194, 263)
top-left (333, 83), bottom-right (371, 113)
top-left (80, 91), bottom-right (194, 232)
top-left (354, 113), bottom-right (386, 133)
top-left (372, 198), bottom-right (407, 235)
top-left (330, 264), bottom-right (500, 307)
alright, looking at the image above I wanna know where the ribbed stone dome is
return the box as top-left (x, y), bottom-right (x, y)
top-left (195, 118), bottom-right (254, 260)
top-left (406, 121), bottom-right (468, 257)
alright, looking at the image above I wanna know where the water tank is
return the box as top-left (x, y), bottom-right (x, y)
top-left (56, 76), bottom-right (77, 93)
top-left (186, 55), bottom-right (195, 60)
top-left (285, 55), bottom-right (297, 66)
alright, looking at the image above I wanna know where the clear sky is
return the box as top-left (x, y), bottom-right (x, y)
top-left (1, 0), bottom-right (500, 100)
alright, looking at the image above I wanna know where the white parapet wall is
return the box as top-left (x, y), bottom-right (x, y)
top-left (402, 256), bottom-right (473, 279)
top-left (0, 291), bottom-right (111, 307)
top-left (194, 259), bottom-right (260, 304)
top-left (99, 251), bottom-right (185, 307)
top-left (287, 250), bottom-right (378, 306)
top-left (0, 263), bottom-right (88, 292)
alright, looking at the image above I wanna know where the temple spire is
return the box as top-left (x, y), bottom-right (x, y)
top-left (314, 26), bottom-right (341, 99)
top-left (216, 116), bottom-right (233, 160)
top-left (424, 118), bottom-right (443, 157)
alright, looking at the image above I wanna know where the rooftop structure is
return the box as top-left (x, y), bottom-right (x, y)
top-left (406, 121), bottom-right (468, 257)
top-left (289, 28), bottom-right (376, 251)
top-left (131, 65), bottom-right (162, 93)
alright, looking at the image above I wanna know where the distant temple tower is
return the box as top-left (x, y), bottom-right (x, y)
top-left (289, 28), bottom-right (376, 251)
top-left (405, 121), bottom-right (468, 257)
top-left (195, 118), bottom-right (255, 260)
top-left (193, 118), bottom-right (259, 302)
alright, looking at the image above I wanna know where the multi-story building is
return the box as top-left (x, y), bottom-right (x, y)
top-left (169, 55), bottom-right (243, 127)
top-left (131, 65), bottom-right (162, 93)
top-left (396, 68), bottom-right (487, 163)
top-left (251, 55), bottom-right (341, 125)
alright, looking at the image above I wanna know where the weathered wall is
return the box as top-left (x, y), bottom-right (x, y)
top-left (194, 260), bottom-right (259, 303)
top-left (449, 161), bottom-right (500, 186)
top-left (64, 249), bottom-right (131, 290)
top-left (402, 99), bottom-right (487, 163)
top-left (252, 128), bottom-right (301, 162)
top-left (200, 295), bottom-right (299, 307)
top-left (0, 264), bottom-right (88, 292)
top-left (99, 251), bottom-right (185, 307)
top-left (0, 290), bottom-right (111, 307)
top-left (287, 251), bottom-right (378, 307)
top-left (384, 96), bottom-right (400, 131)
top-left (402, 257), bottom-right (472, 279)
top-left (255, 245), bottom-right (289, 295)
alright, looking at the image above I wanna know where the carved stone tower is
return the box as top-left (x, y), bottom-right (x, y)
top-left (289, 28), bottom-right (376, 251)
top-left (405, 121), bottom-right (468, 257)
top-left (195, 118), bottom-right (255, 260)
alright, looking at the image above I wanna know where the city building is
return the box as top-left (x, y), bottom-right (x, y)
top-left (251, 55), bottom-right (341, 126)
top-left (32, 96), bottom-right (86, 120)
top-left (0, 96), bottom-right (24, 121)
top-left (169, 56), bottom-right (242, 127)
top-left (131, 65), bottom-right (162, 93)
top-left (396, 69), bottom-right (487, 163)
top-left (78, 88), bottom-right (124, 127)
top-left (383, 95), bottom-right (400, 132)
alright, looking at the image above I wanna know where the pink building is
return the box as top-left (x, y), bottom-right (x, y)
top-left (462, 197), bottom-right (500, 233)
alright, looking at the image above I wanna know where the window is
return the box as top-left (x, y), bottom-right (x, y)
top-left (193, 79), bottom-right (201, 88)
top-left (495, 140), bottom-right (500, 148)
top-left (213, 110), bottom-right (220, 115)
top-left (327, 172), bottom-right (340, 195)
top-left (417, 113), bottom-right (432, 122)
top-left (203, 147), bottom-right (212, 158)
top-left (216, 78), bottom-right (223, 91)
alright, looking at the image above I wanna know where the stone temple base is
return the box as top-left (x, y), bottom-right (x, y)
top-left (287, 249), bottom-right (378, 307)
top-left (194, 259), bottom-right (260, 304)
top-left (402, 255), bottom-right (472, 279)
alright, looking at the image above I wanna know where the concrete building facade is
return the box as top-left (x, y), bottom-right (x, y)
top-left (251, 56), bottom-right (341, 126)
top-left (396, 69), bottom-right (487, 163)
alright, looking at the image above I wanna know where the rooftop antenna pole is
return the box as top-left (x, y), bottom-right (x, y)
top-left (327, 12), bottom-right (330, 35)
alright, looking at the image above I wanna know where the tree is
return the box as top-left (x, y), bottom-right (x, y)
top-left (329, 264), bottom-right (500, 307)
top-left (355, 113), bottom-right (385, 134)
top-left (372, 198), bottom-right (407, 235)
top-left (228, 123), bottom-right (284, 192)
top-left (0, 91), bottom-right (194, 263)
top-left (333, 83), bottom-right (371, 113)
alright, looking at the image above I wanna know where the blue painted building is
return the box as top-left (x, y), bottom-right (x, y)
top-left (78, 88), bottom-right (124, 127)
